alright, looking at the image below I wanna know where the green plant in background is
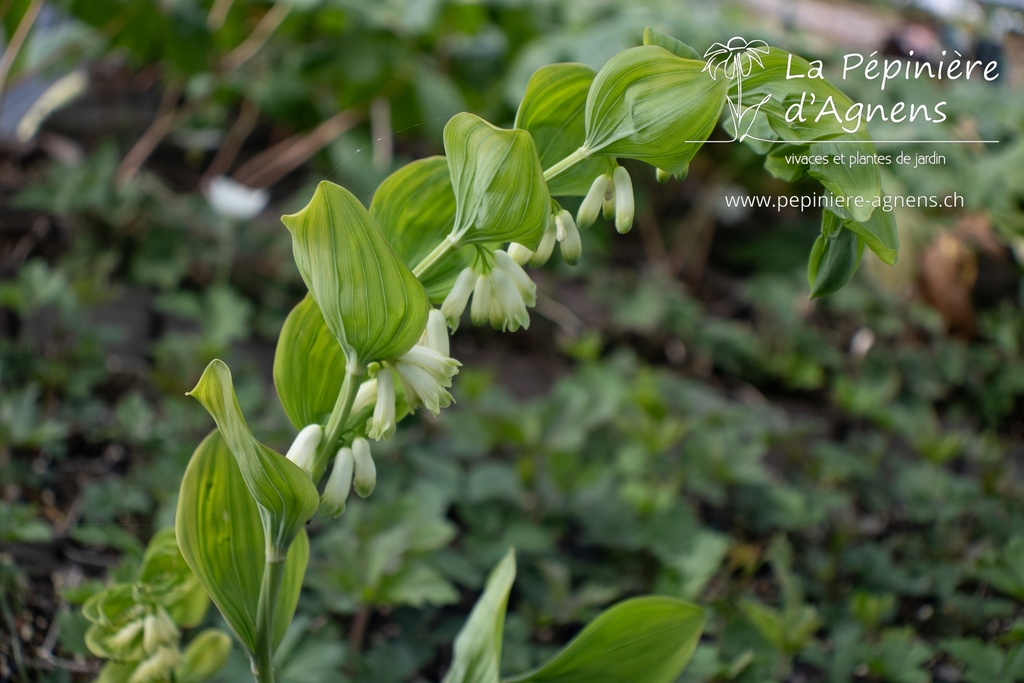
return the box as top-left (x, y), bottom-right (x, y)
top-left (81, 529), bottom-right (231, 683)
top-left (162, 28), bottom-right (894, 683)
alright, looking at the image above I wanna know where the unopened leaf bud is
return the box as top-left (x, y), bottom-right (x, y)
top-left (320, 447), bottom-right (354, 517)
top-left (177, 629), bottom-right (231, 683)
top-left (143, 607), bottom-right (179, 654)
top-left (613, 166), bottom-right (634, 234)
top-left (284, 424), bottom-right (322, 478)
top-left (351, 437), bottom-right (376, 498)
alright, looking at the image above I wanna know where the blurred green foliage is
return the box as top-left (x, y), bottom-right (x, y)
top-left (2, 0), bottom-right (1022, 682)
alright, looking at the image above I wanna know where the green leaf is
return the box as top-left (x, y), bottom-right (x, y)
top-left (730, 48), bottom-right (883, 224)
top-left (187, 360), bottom-right (319, 558)
top-left (642, 27), bottom-right (700, 59)
top-left (443, 549), bottom-right (517, 683)
top-left (274, 294), bottom-right (346, 430)
top-left (828, 194), bottom-right (899, 266)
top-left (503, 596), bottom-right (705, 683)
top-left (583, 46), bottom-right (728, 176)
top-left (514, 63), bottom-right (616, 196)
top-left (369, 156), bottom-right (472, 301)
top-left (808, 211), bottom-right (865, 298)
top-left (444, 112), bottom-right (550, 250)
top-left (175, 431), bottom-right (309, 656)
top-left (282, 180), bottom-right (430, 367)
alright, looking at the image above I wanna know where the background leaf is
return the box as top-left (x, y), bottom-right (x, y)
top-left (443, 549), bottom-right (517, 683)
top-left (503, 596), bottom-right (704, 683)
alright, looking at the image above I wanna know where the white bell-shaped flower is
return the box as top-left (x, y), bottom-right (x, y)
top-left (392, 346), bottom-right (460, 414)
top-left (320, 447), bottom-right (354, 518)
top-left (284, 424), bottom-right (322, 478)
top-left (366, 369), bottom-right (396, 440)
top-left (352, 437), bottom-right (376, 498)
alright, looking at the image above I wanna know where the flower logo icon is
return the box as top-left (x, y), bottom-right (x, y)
top-left (702, 37), bottom-right (770, 80)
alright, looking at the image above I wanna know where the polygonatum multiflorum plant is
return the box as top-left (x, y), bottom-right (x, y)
top-left (89, 29), bottom-right (899, 683)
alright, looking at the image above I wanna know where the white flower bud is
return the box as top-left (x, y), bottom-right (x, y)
top-left (351, 437), bottom-right (376, 498)
top-left (577, 174), bottom-right (610, 229)
top-left (470, 273), bottom-right (492, 327)
top-left (613, 165), bottom-right (634, 234)
top-left (284, 424), bottom-right (322, 478)
top-left (367, 370), bottom-right (396, 440)
top-left (655, 168), bottom-right (672, 183)
top-left (528, 215), bottom-right (558, 268)
top-left (507, 242), bottom-right (534, 266)
top-left (107, 618), bottom-right (144, 653)
top-left (441, 267), bottom-right (476, 331)
top-left (423, 308), bottom-right (450, 357)
top-left (320, 447), bottom-right (354, 517)
top-left (602, 174), bottom-right (616, 220)
top-left (556, 210), bottom-right (582, 265)
top-left (350, 378), bottom-right (377, 417)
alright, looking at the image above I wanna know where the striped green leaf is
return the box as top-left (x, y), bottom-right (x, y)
top-left (282, 181), bottom-right (429, 367)
top-left (274, 294), bottom-right (346, 431)
top-left (583, 46), bottom-right (728, 176)
top-left (503, 597), bottom-right (705, 683)
top-left (187, 360), bottom-right (319, 559)
top-left (370, 156), bottom-right (472, 301)
top-left (515, 63), bottom-right (615, 196)
top-left (444, 112), bottom-right (550, 250)
top-left (175, 430), bottom-right (309, 656)
top-left (808, 211), bottom-right (865, 298)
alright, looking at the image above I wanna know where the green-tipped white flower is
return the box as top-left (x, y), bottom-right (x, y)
top-left (441, 267), bottom-right (476, 331)
top-left (320, 447), bottom-right (354, 517)
top-left (655, 168), bottom-right (672, 183)
top-left (577, 174), bottom-right (611, 229)
top-left (284, 424), bottom-right (322, 478)
top-left (489, 267), bottom-right (530, 332)
top-left (367, 369), bottom-right (396, 440)
top-left (528, 215), bottom-right (558, 268)
top-left (469, 273), bottom-right (492, 327)
top-left (613, 166), bottom-right (634, 234)
top-left (507, 242), bottom-right (534, 266)
top-left (130, 645), bottom-right (181, 683)
top-left (494, 250), bottom-right (536, 305)
top-left (555, 210), bottom-right (582, 265)
top-left (142, 607), bottom-right (179, 654)
top-left (351, 437), bottom-right (376, 498)
top-left (423, 308), bottom-right (450, 357)
top-left (393, 346), bottom-right (460, 414)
